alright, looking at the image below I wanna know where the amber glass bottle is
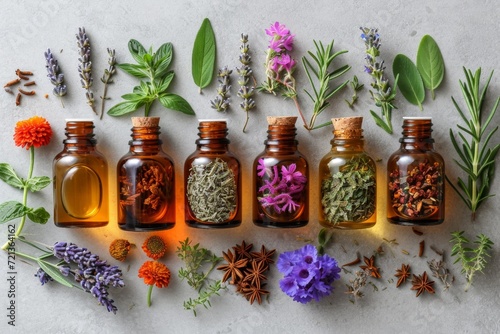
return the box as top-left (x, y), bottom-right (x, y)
top-left (117, 117), bottom-right (175, 231)
top-left (53, 119), bottom-right (108, 227)
top-left (319, 117), bottom-right (376, 229)
top-left (184, 120), bottom-right (241, 228)
top-left (387, 117), bottom-right (445, 226)
top-left (253, 116), bottom-right (308, 228)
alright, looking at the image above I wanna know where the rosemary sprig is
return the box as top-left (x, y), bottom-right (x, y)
top-left (100, 48), bottom-right (117, 119)
top-left (446, 67), bottom-right (500, 221)
top-left (345, 75), bottom-right (364, 108)
top-left (302, 40), bottom-right (351, 130)
top-left (450, 231), bottom-right (493, 291)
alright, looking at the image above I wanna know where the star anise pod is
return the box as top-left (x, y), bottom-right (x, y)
top-left (242, 283), bottom-right (269, 305)
top-left (395, 263), bottom-right (411, 288)
top-left (243, 260), bottom-right (267, 288)
top-left (359, 255), bottom-right (381, 279)
top-left (233, 240), bottom-right (253, 260)
top-left (411, 271), bottom-right (435, 297)
top-left (217, 249), bottom-right (248, 284)
top-left (250, 245), bottom-right (276, 269)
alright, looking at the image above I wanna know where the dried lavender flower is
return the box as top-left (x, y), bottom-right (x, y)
top-left (236, 34), bottom-right (256, 132)
top-left (44, 48), bottom-right (67, 107)
top-left (428, 258), bottom-right (452, 291)
top-left (345, 270), bottom-right (368, 302)
top-left (100, 48), bottom-right (117, 119)
top-left (76, 27), bottom-right (96, 114)
top-left (210, 66), bottom-right (232, 112)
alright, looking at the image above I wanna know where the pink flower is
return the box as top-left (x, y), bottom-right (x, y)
top-left (277, 54), bottom-right (296, 72)
top-left (281, 34), bottom-right (294, 51)
top-left (265, 22), bottom-right (290, 37)
top-left (281, 163), bottom-right (306, 185)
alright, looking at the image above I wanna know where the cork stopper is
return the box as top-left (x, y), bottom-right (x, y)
top-left (267, 116), bottom-right (297, 126)
top-left (332, 116), bottom-right (363, 139)
top-left (131, 116), bottom-right (160, 127)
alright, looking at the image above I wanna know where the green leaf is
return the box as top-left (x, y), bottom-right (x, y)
top-left (0, 201), bottom-right (29, 224)
top-left (393, 54), bottom-right (425, 110)
top-left (156, 71), bottom-right (175, 94)
top-left (37, 260), bottom-right (74, 288)
top-left (159, 94), bottom-right (195, 115)
top-left (417, 35), bottom-right (444, 100)
top-left (107, 100), bottom-right (146, 116)
top-left (27, 207), bottom-right (50, 224)
top-left (128, 39), bottom-right (147, 64)
top-left (153, 43), bottom-right (173, 78)
top-left (26, 176), bottom-right (51, 192)
top-left (117, 63), bottom-right (149, 79)
top-left (0, 163), bottom-right (24, 189)
top-left (122, 93), bottom-right (146, 101)
top-left (192, 18), bottom-right (216, 92)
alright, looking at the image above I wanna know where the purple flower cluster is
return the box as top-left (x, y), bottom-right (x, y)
top-left (277, 244), bottom-right (341, 304)
top-left (37, 241), bottom-right (125, 314)
top-left (35, 268), bottom-right (53, 285)
top-left (257, 160), bottom-right (306, 214)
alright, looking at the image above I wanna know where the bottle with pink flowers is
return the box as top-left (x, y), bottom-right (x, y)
top-left (253, 116), bottom-right (309, 228)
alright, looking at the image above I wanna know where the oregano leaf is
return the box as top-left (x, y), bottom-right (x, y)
top-left (192, 18), bottom-right (216, 93)
top-left (417, 35), bottom-right (444, 100)
top-left (393, 54), bottom-right (425, 110)
top-left (26, 176), bottom-right (51, 192)
top-left (0, 163), bottom-right (24, 189)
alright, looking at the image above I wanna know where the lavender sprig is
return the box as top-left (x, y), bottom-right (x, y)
top-left (210, 66), bottom-right (232, 112)
top-left (44, 48), bottom-right (67, 107)
top-left (360, 27), bottom-right (398, 134)
top-left (237, 34), bottom-right (256, 132)
top-left (100, 48), bottom-right (117, 119)
top-left (76, 27), bottom-right (96, 114)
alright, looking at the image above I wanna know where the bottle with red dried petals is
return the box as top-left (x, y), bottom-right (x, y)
top-left (253, 116), bottom-right (309, 228)
top-left (387, 117), bottom-right (445, 226)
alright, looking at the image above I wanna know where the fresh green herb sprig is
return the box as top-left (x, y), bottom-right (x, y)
top-left (176, 238), bottom-right (224, 316)
top-left (446, 67), bottom-right (500, 221)
top-left (302, 40), bottom-right (351, 130)
top-left (345, 75), bottom-right (364, 109)
top-left (450, 231), bottom-right (493, 291)
top-left (108, 39), bottom-right (195, 117)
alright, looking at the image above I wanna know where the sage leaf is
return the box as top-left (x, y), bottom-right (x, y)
top-left (159, 93), bottom-right (195, 115)
top-left (116, 63), bottom-right (149, 78)
top-left (27, 207), bottom-right (50, 224)
top-left (26, 176), bottom-right (51, 192)
top-left (393, 54), bottom-right (425, 110)
top-left (107, 100), bottom-right (146, 116)
top-left (37, 260), bottom-right (74, 288)
top-left (192, 18), bottom-right (216, 93)
top-left (417, 35), bottom-right (444, 100)
top-left (0, 201), bottom-right (29, 224)
top-left (0, 163), bottom-right (24, 189)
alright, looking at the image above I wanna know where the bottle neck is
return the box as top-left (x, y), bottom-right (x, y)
top-left (129, 126), bottom-right (162, 153)
top-left (264, 124), bottom-right (298, 154)
top-left (399, 118), bottom-right (435, 150)
top-left (195, 121), bottom-right (230, 152)
top-left (63, 121), bottom-right (96, 153)
top-left (330, 137), bottom-right (365, 152)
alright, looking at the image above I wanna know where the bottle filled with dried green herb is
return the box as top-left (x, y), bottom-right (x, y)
top-left (53, 119), bottom-right (109, 227)
top-left (184, 120), bottom-right (241, 228)
top-left (387, 117), bottom-right (445, 226)
top-left (253, 116), bottom-right (308, 228)
top-left (117, 117), bottom-right (175, 231)
top-left (319, 117), bottom-right (376, 229)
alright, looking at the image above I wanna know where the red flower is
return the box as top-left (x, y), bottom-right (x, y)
top-left (13, 116), bottom-right (52, 149)
top-left (138, 261), bottom-right (171, 288)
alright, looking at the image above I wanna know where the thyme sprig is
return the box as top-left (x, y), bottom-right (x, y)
top-left (345, 75), bottom-right (364, 108)
top-left (446, 67), bottom-right (500, 221)
top-left (100, 48), bottom-right (117, 119)
top-left (183, 280), bottom-right (225, 316)
top-left (302, 40), bottom-right (351, 130)
top-left (450, 231), bottom-right (493, 291)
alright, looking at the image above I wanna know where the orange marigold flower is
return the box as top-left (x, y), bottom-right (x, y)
top-left (14, 116), bottom-right (53, 149)
top-left (138, 261), bottom-right (171, 288)
top-left (109, 239), bottom-right (132, 262)
top-left (142, 235), bottom-right (167, 260)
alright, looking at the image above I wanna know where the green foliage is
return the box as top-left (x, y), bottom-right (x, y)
top-left (0, 163), bottom-right (24, 189)
top-left (302, 40), bottom-right (351, 130)
top-left (446, 67), bottom-right (500, 221)
top-left (317, 228), bottom-right (333, 255)
top-left (183, 280), bottom-right (225, 316)
top-left (450, 231), bottom-right (493, 291)
top-left (0, 201), bottom-right (29, 224)
top-left (416, 35), bottom-right (445, 100)
top-left (108, 39), bottom-right (195, 117)
top-left (192, 18), bottom-right (216, 93)
top-left (393, 54), bottom-right (425, 110)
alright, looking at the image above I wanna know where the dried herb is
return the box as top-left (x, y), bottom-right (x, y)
top-left (345, 75), bottom-right (364, 108)
top-left (210, 66), bottom-right (231, 112)
top-left (192, 18), bottom-right (216, 93)
top-left (237, 34), bottom-right (256, 132)
top-left (446, 67), bottom-right (499, 221)
top-left (44, 48), bottom-right (67, 106)
top-left (342, 256), bottom-right (361, 267)
top-left (412, 227), bottom-right (423, 236)
top-left (76, 27), bottom-right (96, 114)
top-left (345, 270), bottom-right (368, 302)
top-left (187, 158), bottom-right (237, 223)
top-left (109, 239), bottom-right (132, 262)
top-left (321, 156), bottom-right (376, 226)
top-left (428, 258), bottom-right (452, 291)
top-left (450, 231), bottom-right (493, 291)
top-left (100, 48), bottom-right (117, 119)
top-left (388, 159), bottom-right (443, 218)
top-left (411, 271), bottom-right (435, 297)
top-left (302, 40), bottom-right (351, 130)
top-left (394, 263), bottom-right (411, 287)
top-left (359, 255), bottom-right (381, 279)
top-left (218, 249), bottom-right (248, 284)
top-left (419, 240), bottom-right (425, 257)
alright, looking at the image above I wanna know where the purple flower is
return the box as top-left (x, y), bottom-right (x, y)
top-left (281, 163), bottom-right (306, 184)
top-left (277, 245), bottom-right (341, 304)
top-left (257, 158), bottom-right (267, 177)
top-left (276, 54), bottom-right (296, 72)
top-left (281, 34), bottom-right (295, 51)
top-left (35, 268), bottom-right (53, 286)
top-left (265, 22), bottom-right (290, 37)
